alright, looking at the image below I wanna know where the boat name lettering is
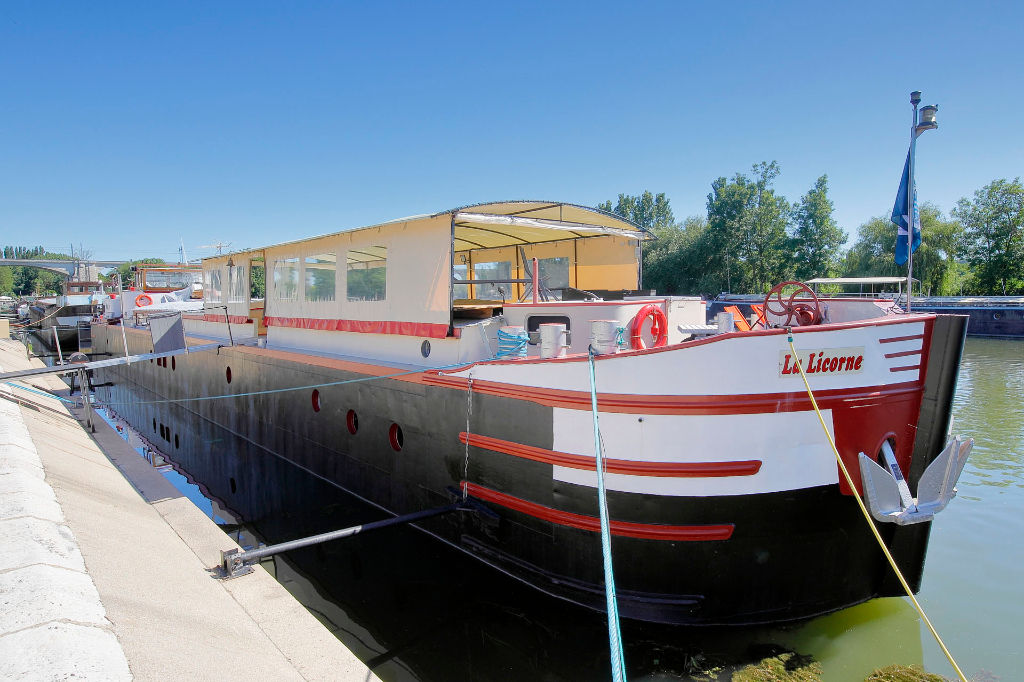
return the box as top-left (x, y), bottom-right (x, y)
top-left (779, 347), bottom-right (864, 376)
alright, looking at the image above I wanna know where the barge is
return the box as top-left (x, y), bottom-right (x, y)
top-left (91, 201), bottom-right (972, 625)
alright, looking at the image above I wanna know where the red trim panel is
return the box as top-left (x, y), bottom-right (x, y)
top-left (463, 482), bottom-right (734, 541)
top-left (265, 316), bottom-right (449, 339)
top-left (459, 432), bottom-right (761, 477)
top-left (425, 374), bottom-right (922, 415)
top-left (504, 299), bottom-right (662, 308)
top-left (889, 364), bottom-right (922, 373)
top-left (878, 334), bottom-right (925, 344)
top-left (884, 349), bottom-right (923, 359)
top-left (183, 314), bottom-right (253, 324)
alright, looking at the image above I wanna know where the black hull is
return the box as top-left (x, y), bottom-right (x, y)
top-left (91, 320), bottom-right (965, 625)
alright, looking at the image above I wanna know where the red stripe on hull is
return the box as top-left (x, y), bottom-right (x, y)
top-left (879, 334), bottom-right (925, 344)
top-left (884, 349), bottom-right (923, 358)
top-left (459, 432), bottom-right (761, 477)
top-left (182, 314), bottom-right (253, 324)
top-left (425, 374), bottom-right (922, 415)
top-left (889, 365), bottom-right (922, 373)
top-left (265, 316), bottom-right (449, 339)
top-left (463, 482), bottom-right (735, 541)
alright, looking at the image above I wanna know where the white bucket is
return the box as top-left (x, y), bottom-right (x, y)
top-left (589, 319), bottom-right (622, 355)
top-left (539, 323), bottom-right (569, 359)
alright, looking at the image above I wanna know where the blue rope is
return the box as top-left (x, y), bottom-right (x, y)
top-left (495, 328), bottom-right (528, 358)
top-left (614, 325), bottom-right (627, 349)
top-left (2, 382), bottom-right (77, 404)
top-left (587, 346), bottom-right (626, 682)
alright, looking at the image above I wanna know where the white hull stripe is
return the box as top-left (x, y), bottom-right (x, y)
top-left (552, 409), bottom-right (839, 497)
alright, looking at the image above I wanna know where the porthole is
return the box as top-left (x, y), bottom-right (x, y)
top-left (171, 357), bottom-right (176, 371)
top-left (230, 477), bottom-right (237, 494)
top-left (159, 424), bottom-right (165, 439)
top-left (346, 410), bottom-right (358, 435)
top-left (225, 366), bottom-right (232, 384)
top-left (420, 340), bottom-right (431, 358)
top-left (311, 389), bottom-right (321, 412)
top-left (152, 418), bottom-right (156, 431)
top-left (174, 434), bottom-right (179, 449)
top-left (388, 423), bottom-right (404, 452)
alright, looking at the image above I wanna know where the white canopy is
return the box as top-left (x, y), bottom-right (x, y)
top-left (804, 277), bottom-right (918, 285)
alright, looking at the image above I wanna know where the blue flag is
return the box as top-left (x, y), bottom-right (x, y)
top-left (891, 148), bottom-right (921, 265)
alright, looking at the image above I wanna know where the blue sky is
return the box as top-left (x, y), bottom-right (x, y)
top-left (2, 1), bottom-right (1021, 261)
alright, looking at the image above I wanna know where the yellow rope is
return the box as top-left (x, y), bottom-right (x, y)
top-left (786, 333), bottom-right (967, 682)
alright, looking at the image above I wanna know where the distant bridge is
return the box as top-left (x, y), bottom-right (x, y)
top-left (0, 259), bottom-right (130, 277)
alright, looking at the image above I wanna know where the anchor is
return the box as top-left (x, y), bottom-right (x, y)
top-left (858, 436), bottom-right (973, 525)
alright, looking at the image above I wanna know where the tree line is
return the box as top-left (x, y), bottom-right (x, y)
top-left (601, 167), bottom-right (1024, 297)
top-left (3, 172), bottom-right (1021, 299)
top-left (0, 247), bottom-right (76, 297)
top-left (0, 249), bottom-right (170, 297)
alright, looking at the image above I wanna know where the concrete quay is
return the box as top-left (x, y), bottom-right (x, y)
top-left (0, 338), bottom-right (379, 681)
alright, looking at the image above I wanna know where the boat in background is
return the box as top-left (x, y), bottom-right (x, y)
top-left (92, 200), bottom-right (973, 625)
top-left (29, 263), bottom-right (105, 349)
top-left (103, 264), bottom-right (204, 322)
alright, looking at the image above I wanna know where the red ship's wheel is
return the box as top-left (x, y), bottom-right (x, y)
top-left (763, 281), bottom-right (822, 327)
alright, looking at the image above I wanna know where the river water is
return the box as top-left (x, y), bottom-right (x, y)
top-left (95, 337), bottom-right (1022, 681)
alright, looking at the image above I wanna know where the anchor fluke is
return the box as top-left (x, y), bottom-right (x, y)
top-left (858, 436), bottom-right (973, 526)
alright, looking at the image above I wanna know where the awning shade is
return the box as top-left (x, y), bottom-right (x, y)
top-left (453, 210), bottom-right (651, 251)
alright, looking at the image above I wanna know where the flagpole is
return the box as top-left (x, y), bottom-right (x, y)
top-left (907, 91), bottom-right (920, 312)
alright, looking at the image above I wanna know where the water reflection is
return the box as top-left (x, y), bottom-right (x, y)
top-left (94, 337), bottom-right (1023, 681)
top-left (949, 338), bottom-right (1024, 488)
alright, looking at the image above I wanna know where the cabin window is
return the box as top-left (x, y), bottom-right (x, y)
top-left (228, 264), bottom-right (248, 302)
top-left (346, 247), bottom-right (387, 302)
top-left (204, 269), bottom-right (223, 302)
top-left (272, 257), bottom-right (299, 300)
top-left (305, 253), bottom-right (336, 302)
top-left (527, 315), bottom-right (571, 332)
top-left (538, 257), bottom-right (570, 292)
top-left (145, 270), bottom-right (197, 290)
top-left (474, 261), bottom-right (512, 300)
top-left (453, 263), bottom-right (469, 299)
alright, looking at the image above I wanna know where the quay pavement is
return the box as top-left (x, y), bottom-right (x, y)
top-left (0, 338), bottom-right (379, 681)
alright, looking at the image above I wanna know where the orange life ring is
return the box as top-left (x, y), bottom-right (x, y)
top-left (630, 304), bottom-right (669, 350)
top-left (135, 294), bottom-right (153, 307)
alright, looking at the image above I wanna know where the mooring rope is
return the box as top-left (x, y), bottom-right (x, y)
top-left (785, 331), bottom-right (967, 682)
top-left (2, 381), bottom-right (77, 404)
top-left (495, 328), bottom-right (528, 358)
top-left (11, 305), bottom-right (63, 329)
top-left (587, 346), bottom-right (626, 682)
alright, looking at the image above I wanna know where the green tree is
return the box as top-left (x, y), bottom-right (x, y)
top-left (250, 259), bottom-right (266, 299)
top-left (911, 204), bottom-right (965, 296)
top-left (790, 174), bottom-right (846, 280)
top-left (641, 216), bottom-right (709, 294)
top-left (841, 204), bottom-right (964, 295)
top-left (952, 178), bottom-right (1024, 295)
top-left (2, 245), bottom-right (74, 295)
top-left (0, 266), bottom-right (14, 295)
top-left (843, 216), bottom-right (901, 279)
top-left (705, 161), bottom-right (792, 294)
top-left (597, 191), bottom-right (675, 230)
